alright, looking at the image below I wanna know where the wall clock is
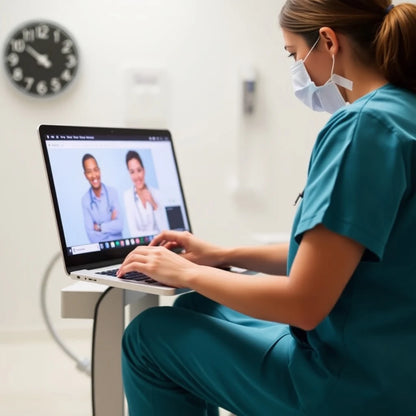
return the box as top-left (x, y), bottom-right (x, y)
top-left (3, 20), bottom-right (79, 97)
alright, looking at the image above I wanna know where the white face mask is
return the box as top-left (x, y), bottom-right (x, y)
top-left (290, 38), bottom-right (353, 114)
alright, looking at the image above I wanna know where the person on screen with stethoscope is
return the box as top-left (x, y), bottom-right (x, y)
top-left (81, 153), bottom-right (123, 243)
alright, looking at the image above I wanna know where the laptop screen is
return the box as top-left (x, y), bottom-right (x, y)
top-left (39, 125), bottom-right (191, 271)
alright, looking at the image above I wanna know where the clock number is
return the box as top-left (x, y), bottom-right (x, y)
top-left (7, 53), bottom-right (19, 67)
top-left (61, 69), bottom-right (72, 82)
top-left (36, 24), bottom-right (50, 40)
top-left (50, 77), bottom-right (62, 93)
top-left (24, 77), bottom-right (35, 90)
top-left (11, 38), bottom-right (26, 53)
top-left (12, 67), bottom-right (23, 82)
top-left (65, 54), bottom-right (77, 69)
top-left (36, 80), bottom-right (48, 95)
top-left (61, 39), bottom-right (73, 54)
top-left (22, 29), bottom-right (35, 42)
top-left (53, 30), bottom-right (61, 43)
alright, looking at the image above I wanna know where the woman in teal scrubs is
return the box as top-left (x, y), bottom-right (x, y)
top-left (119, 1), bottom-right (416, 415)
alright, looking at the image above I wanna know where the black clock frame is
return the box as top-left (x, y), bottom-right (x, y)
top-left (3, 20), bottom-right (79, 98)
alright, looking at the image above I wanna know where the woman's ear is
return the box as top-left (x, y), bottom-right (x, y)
top-left (319, 27), bottom-right (339, 55)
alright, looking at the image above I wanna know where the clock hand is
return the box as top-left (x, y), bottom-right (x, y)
top-left (25, 45), bottom-right (52, 69)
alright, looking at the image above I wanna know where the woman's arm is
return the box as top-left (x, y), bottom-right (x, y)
top-left (221, 243), bottom-right (289, 276)
top-left (189, 225), bottom-right (364, 329)
top-left (149, 188), bottom-right (170, 232)
top-left (119, 226), bottom-right (364, 330)
top-left (149, 230), bottom-right (288, 275)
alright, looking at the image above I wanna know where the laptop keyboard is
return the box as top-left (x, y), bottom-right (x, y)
top-left (98, 269), bottom-right (163, 286)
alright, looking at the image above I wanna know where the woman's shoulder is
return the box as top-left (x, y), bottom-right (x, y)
top-left (335, 84), bottom-right (416, 125)
top-left (310, 85), bottom-right (416, 167)
top-left (320, 85), bottom-right (416, 144)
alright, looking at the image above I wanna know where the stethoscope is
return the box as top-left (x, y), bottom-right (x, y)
top-left (294, 190), bottom-right (304, 206)
top-left (133, 185), bottom-right (151, 207)
top-left (89, 183), bottom-right (111, 213)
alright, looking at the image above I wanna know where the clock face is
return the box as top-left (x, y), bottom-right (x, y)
top-left (4, 21), bottom-right (79, 97)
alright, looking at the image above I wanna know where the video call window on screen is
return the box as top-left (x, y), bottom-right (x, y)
top-left (44, 133), bottom-right (190, 257)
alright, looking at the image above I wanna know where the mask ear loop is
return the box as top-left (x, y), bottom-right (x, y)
top-left (330, 54), bottom-right (336, 77)
top-left (328, 54), bottom-right (354, 90)
top-left (303, 36), bottom-right (321, 63)
top-left (323, 55), bottom-right (336, 85)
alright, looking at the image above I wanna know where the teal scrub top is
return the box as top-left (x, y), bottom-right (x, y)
top-left (287, 84), bottom-right (416, 415)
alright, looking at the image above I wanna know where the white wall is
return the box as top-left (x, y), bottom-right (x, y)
top-left (0, 0), bottom-right (328, 336)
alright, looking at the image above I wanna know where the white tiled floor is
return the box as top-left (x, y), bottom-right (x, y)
top-left (1, 331), bottom-right (231, 416)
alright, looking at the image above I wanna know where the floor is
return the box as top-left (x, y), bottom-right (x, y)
top-left (1, 332), bottom-right (92, 416)
top-left (1, 331), bottom-right (231, 416)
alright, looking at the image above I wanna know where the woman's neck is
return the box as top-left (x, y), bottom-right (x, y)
top-left (135, 184), bottom-right (147, 194)
top-left (336, 35), bottom-right (388, 103)
top-left (345, 72), bottom-right (388, 103)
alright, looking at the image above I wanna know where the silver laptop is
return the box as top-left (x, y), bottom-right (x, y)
top-left (39, 124), bottom-right (192, 295)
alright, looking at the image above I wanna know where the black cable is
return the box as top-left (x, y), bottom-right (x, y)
top-left (91, 286), bottom-right (114, 416)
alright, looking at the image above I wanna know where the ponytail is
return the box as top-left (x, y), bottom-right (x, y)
top-left (375, 3), bottom-right (416, 93)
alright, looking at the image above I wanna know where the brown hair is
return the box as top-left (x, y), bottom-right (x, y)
top-left (126, 150), bottom-right (144, 169)
top-left (279, 0), bottom-right (416, 93)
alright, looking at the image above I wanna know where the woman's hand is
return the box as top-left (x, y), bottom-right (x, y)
top-left (116, 245), bottom-right (199, 288)
top-left (150, 231), bottom-right (225, 267)
top-left (137, 187), bottom-right (158, 210)
top-left (116, 231), bottom-right (224, 288)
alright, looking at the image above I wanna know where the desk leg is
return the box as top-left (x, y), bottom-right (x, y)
top-left (91, 288), bottom-right (160, 416)
top-left (92, 287), bottom-right (125, 416)
top-left (126, 290), bottom-right (160, 322)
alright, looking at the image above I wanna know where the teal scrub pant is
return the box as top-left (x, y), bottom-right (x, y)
top-left (122, 292), bottom-right (300, 416)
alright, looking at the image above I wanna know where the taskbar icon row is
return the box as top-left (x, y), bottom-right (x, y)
top-left (68, 235), bottom-right (156, 256)
top-left (99, 235), bottom-right (155, 250)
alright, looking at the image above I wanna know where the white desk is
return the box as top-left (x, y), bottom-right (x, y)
top-left (61, 282), bottom-right (159, 416)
